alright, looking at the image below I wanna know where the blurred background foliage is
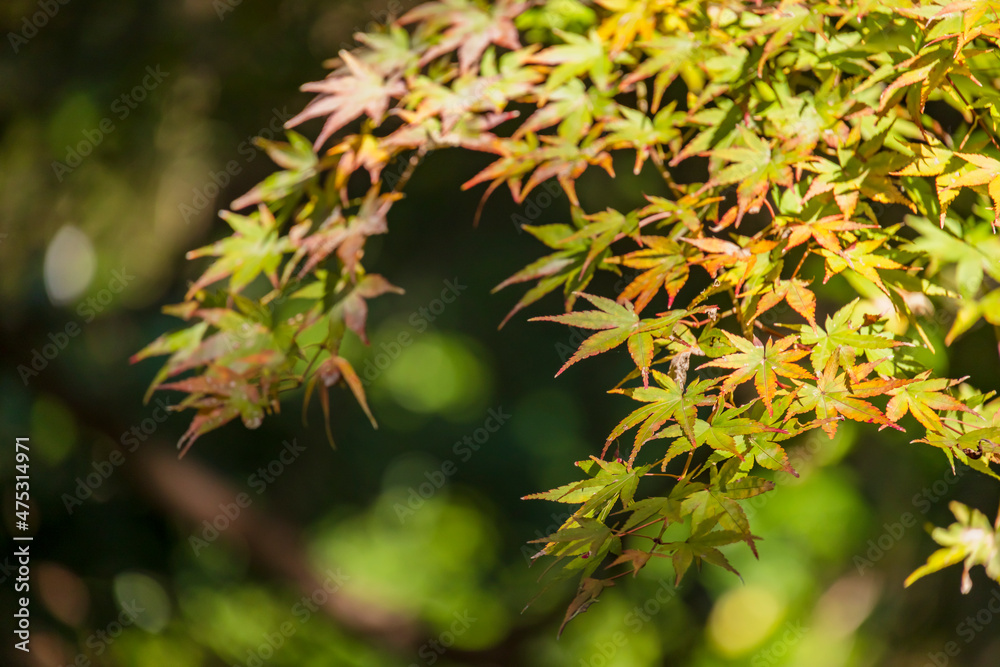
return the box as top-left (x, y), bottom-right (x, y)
top-left (2, 1), bottom-right (1000, 666)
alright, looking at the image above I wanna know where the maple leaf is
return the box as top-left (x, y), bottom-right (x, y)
top-left (681, 462), bottom-right (771, 557)
top-left (615, 236), bottom-right (690, 313)
top-left (231, 132), bottom-right (319, 210)
top-left (185, 205), bottom-right (292, 299)
top-left (531, 293), bottom-right (690, 378)
top-left (904, 500), bottom-right (1000, 594)
top-left (337, 274), bottom-right (405, 345)
top-left (752, 279), bottom-right (817, 327)
top-left (620, 34), bottom-right (710, 111)
top-left (744, 3), bottom-right (826, 76)
top-left (709, 126), bottom-right (795, 228)
top-left (604, 103), bottom-right (682, 175)
top-left (886, 371), bottom-right (975, 433)
top-left (803, 132), bottom-right (914, 220)
top-left (292, 188), bottom-right (400, 278)
top-left (664, 531), bottom-right (743, 586)
top-left (818, 236), bottom-right (906, 296)
top-left (523, 458), bottom-right (652, 519)
top-left (780, 215), bottom-right (877, 256)
top-left (462, 133), bottom-right (615, 207)
top-left (656, 403), bottom-right (788, 462)
top-left (681, 235), bottom-right (779, 293)
top-left (286, 51), bottom-right (407, 149)
top-left (558, 577), bottom-right (614, 637)
top-left (161, 365), bottom-right (267, 456)
top-left (698, 332), bottom-right (812, 415)
top-left (608, 372), bottom-right (716, 462)
top-left (494, 220), bottom-right (614, 327)
top-left (791, 359), bottom-right (901, 438)
top-left (401, 0), bottom-right (523, 74)
top-left (528, 29), bottom-right (619, 92)
top-left (790, 299), bottom-right (906, 371)
top-left (942, 152), bottom-right (1000, 232)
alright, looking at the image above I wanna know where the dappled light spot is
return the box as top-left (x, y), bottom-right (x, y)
top-left (708, 585), bottom-right (785, 657)
top-left (379, 332), bottom-right (490, 419)
top-left (113, 571), bottom-right (172, 633)
top-left (44, 224), bottom-right (96, 305)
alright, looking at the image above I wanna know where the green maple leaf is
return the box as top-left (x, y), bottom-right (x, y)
top-left (529, 28), bottom-right (619, 91)
top-left (905, 501), bottom-right (1000, 594)
top-left (819, 236), bottom-right (907, 296)
top-left (792, 359), bottom-right (900, 438)
top-left (186, 206), bottom-right (292, 299)
top-left (663, 530), bottom-right (743, 586)
top-left (608, 371), bottom-right (716, 463)
top-left (493, 222), bottom-right (601, 327)
top-left (886, 371), bottom-right (974, 434)
top-left (532, 292), bottom-right (692, 378)
top-left (523, 458), bottom-right (652, 519)
top-left (698, 331), bottom-right (812, 415)
top-left (790, 299), bottom-right (904, 372)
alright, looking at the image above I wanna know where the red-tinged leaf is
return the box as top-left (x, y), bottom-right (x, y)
top-left (628, 332), bottom-right (654, 387)
top-left (606, 549), bottom-right (652, 577)
top-left (318, 380), bottom-right (336, 449)
top-left (332, 356), bottom-right (377, 428)
top-left (286, 51), bottom-right (407, 149)
top-left (559, 578), bottom-right (614, 637)
top-left (752, 279), bottom-right (817, 327)
top-left (751, 288), bottom-right (788, 323)
top-left (533, 293), bottom-right (640, 375)
top-left (522, 479), bottom-right (604, 504)
top-left (783, 280), bottom-right (817, 328)
top-left (849, 375), bottom-right (917, 399)
top-left (177, 404), bottom-right (241, 458)
top-left (781, 216), bottom-right (876, 255)
top-left (617, 236), bottom-right (690, 312)
top-left (339, 274), bottom-right (405, 344)
top-left (819, 237), bottom-right (905, 296)
top-left (792, 359), bottom-right (902, 437)
top-left (878, 64), bottom-right (934, 113)
top-left (400, 0), bottom-right (523, 74)
top-left (747, 436), bottom-right (798, 477)
top-left (886, 371), bottom-right (975, 433)
top-left (697, 332), bottom-right (812, 415)
top-left (681, 236), bottom-right (778, 291)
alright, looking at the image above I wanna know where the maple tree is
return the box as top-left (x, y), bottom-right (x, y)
top-left (134, 0), bottom-right (1000, 627)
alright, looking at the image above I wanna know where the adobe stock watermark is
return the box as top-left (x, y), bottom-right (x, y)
top-left (577, 579), bottom-right (680, 666)
top-left (51, 66), bottom-right (169, 182)
top-left (7, 0), bottom-right (71, 54)
top-left (408, 610), bottom-right (477, 667)
top-left (854, 465), bottom-right (966, 575)
top-left (62, 398), bottom-right (175, 514)
top-left (233, 568), bottom-right (350, 667)
top-left (361, 277), bottom-right (468, 387)
top-left (60, 600), bottom-right (147, 666)
top-left (189, 439), bottom-right (306, 555)
top-left (924, 587), bottom-right (1000, 667)
top-left (393, 407), bottom-right (512, 522)
top-left (750, 620), bottom-right (807, 667)
top-left (179, 107), bottom-right (293, 225)
top-left (17, 267), bottom-right (135, 386)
